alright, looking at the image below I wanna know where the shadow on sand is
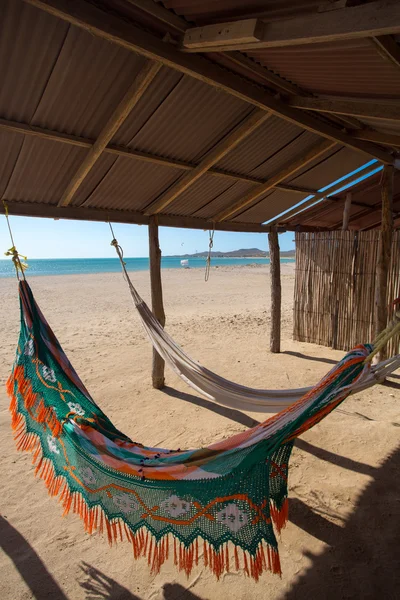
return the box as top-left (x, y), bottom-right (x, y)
top-left (0, 515), bottom-right (69, 599)
top-left (285, 445), bottom-right (400, 599)
top-left (79, 562), bottom-right (205, 599)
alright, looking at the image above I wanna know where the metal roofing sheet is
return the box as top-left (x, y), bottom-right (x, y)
top-left (120, 74), bottom-right (252, 163)
top-left (163, 174), bottom-right (234, 216)
top-left (2, 136), bottom-right (87, 205)
top-left (31, 26), bottom-right (146, 139)
top-left (246, 39), bottom-right (400, 98)
top-left (0, 0), bottom-right (69, 123)
top-left (251, 130), bottom-right (321, 179)
top-left (287, 147), bottom-right (368, 189)
top-left (194, 180), bottom-right (256, 219)
top-left (72, 154), bottom-right (119, 207)
top-left (215, 116), bottom-right (305, 176)
top-left (81, 156), bottom-right (181, 212)
top-left (112, 67), bottom-right (183, 146)
top-left (233, 189), bottom-right (295, 223)
top-left (0, 131), bottom-right (24, 198)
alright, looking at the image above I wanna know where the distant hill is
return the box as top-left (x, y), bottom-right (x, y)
top-left (174, 248), bottom-right (295, 258)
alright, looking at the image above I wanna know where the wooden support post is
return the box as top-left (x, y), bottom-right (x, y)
top-left (148, 216), bottom-right (166, 388)
top-left (268, 229), bottom-right (281, 353)
top-left (375, 165), bottom-right (394, 361)
top-left (342, 192), bottom-right (352, 230)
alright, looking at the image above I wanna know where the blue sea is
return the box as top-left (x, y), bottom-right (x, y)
top-left (0, 256), bottom-right (295, 278)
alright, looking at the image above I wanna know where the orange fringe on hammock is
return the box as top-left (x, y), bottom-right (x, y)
top-left (7, 368), bottom-right (284, 582)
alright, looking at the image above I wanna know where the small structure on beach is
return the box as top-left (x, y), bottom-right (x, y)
top-left (1, 0), bottom-right (400, 380)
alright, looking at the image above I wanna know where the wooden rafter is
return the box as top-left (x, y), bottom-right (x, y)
top-left (58, 59), bottom-right (161, 207)
top-left (371, 35), bottom-right (400, 69)
top-left (145, 110), bottom-right (271, 215)
top-left (182, 2), bottom-right (400, 52)
top-left (214, 138), bottom-right (336, 221)
top-left (24, 0), bottom-right (394, 164)
top-left (0, 201), bottom-right (276, 232)
top-left (288, 96), bottom-right (400, 121)
top-left (274, 163), bottom-right (382, 226)
top-left (125, 0), bottom-right (187, 34)
top-left (0, 118), bottom-right (318, 196)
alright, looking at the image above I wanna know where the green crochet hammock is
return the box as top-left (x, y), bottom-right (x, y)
top-left (7, 280), bottom-right (399, 581)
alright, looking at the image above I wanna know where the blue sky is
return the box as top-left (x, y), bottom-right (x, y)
top-left (0, 160), bottom-right (379, 259)
top-left (0, 216), bottom-right (295, 258)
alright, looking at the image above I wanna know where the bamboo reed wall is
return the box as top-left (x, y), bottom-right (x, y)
top-left (294, 231), bottom-right (400, 356)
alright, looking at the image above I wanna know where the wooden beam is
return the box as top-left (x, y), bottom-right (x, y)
top-left (375, 164), bottom-right (394, 361)
top-left (268, 229), bottom-right (281, 353)
top-left (0, 200), bottom-right (278, 232)
top-left (145, 110), bottom-right (271, 215)
top-left (214, 138), bottom-right (336, 221)
top-left (184, 18), bottom-right (264, 50)
top-left (371, 35), bottom-right (400, 69)
top-left (149, 216), bottom-right (166, 388)
top-left (125, 0), bottom-right (187, 34)
top-left (353, 128), bottom-right (400, 148)
top-left (288, 96), bottom-right (400, 121)
top-left (181, 2), bottom-right (400, 52)
top-left (273, 162), bottom-right (383, 225)
top-left (0, 118), bottom-right (322, 196)
top-left (342, 192), bottom-right (352, 230)
top-left (24, 0), bottom-right (393, 164)
top-left (220, 52), bottom-right (308, 97)
top-left (58, 60), bottom-right (162, 207)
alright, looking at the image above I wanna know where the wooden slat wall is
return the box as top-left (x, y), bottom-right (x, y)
top-left (294, 230), bottom-right (400, 356)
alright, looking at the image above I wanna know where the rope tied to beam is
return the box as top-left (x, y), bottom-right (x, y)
top-left (3, 201), bottom-right (28, 281)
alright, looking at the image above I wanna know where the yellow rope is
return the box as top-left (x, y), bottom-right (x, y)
top-left (3, 201), bottom-right (28, 280)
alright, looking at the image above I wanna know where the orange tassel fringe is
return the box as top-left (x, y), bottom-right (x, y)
top-left (270, 499), bottom-right (289, 534)
top-left (7, 366), bottom-right (283, 581)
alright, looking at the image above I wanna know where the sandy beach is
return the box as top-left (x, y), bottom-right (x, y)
top-left (1, 263), bottom-right (399, 600)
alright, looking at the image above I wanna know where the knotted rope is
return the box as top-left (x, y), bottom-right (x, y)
top-left (204, 228), bottom-right (215, 282)
top-left (3, 201), bottom-right (28, 280)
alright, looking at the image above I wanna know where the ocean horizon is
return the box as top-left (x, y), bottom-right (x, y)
top-left (0, 256), bottom-right (294, 278)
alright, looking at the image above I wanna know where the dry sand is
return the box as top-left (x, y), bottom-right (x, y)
top-left (0, 264), bottom-right (399, 600)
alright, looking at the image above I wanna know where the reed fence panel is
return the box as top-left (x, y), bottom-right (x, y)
top-left (294, 231), bottom-right (400, 356)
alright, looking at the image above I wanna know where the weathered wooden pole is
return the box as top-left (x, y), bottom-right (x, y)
top-left (268, 228), bottom-right (281, 353)
top-left (375, 164), bottom-right (394, 361)
top-left (342, 192), bottom-right (352, 231)
top-left (148, 216), bottom-right (166, 388)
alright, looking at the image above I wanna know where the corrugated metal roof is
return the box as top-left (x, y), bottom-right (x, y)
top-left (3, 136), bottom-right (87, 205)
top-left (112, 67), bottom-right (183, 146)
top-left (287, 147), bottom-right (367, 188)
top-left (163, 174), bottom-right (235, 216)
top-left (79, 156), bottom-right (181, 212)
top-left (251, 131), bottom-right (321, 179)
top-left (119, 75), bottom-right (252, 163)
top-left (194, 180), bottom-right (256, 219)
top-left (0, 0), bottom-right (69, 123)
top-left (233, 188), bottom-right (297, 223)
top-left (31, 27), bottom-right (146, 139)
top-left (247, 39), bottom-right (400, 98)
top-left (0, 131), bottom-right (24, 198)
top-left (215, 116), bottom-right (304, 175)
top-left (0, 0), bottom-right (398, 231)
